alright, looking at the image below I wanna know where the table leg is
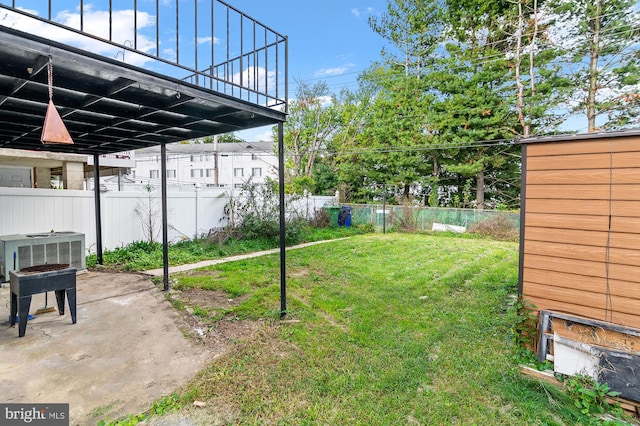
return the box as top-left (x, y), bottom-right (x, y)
top-left (66, 288), bottom-right (77, 324)
top-left (10, 293), bottom-right (17, 326)
top-left (55, 290), bottom-right (66, 315)
top-left (18, 296), bottom-right (32, 338)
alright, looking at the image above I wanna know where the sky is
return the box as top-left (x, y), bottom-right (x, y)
top-left (229, 1), bottom-right (388, 88)
top-left (228, 0), bottom-right (391, 141)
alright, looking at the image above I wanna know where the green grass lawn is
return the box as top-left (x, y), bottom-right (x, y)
top-left (138, 233), bottom-right (614, 425)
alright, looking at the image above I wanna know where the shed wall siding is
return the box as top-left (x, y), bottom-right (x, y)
top-left (522, 135), bottom-right (640, 329)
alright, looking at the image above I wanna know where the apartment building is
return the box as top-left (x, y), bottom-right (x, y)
top-left (132, 142), bottom-right (276, 189)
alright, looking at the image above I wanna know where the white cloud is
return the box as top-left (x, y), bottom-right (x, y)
top-left (231, 66), bottom-right (276, 94)
top-left (314, 63), bottom-right (355, 77)
top-left (254, 129), bottom-right (274, 142)
top-left (351, 7), bottom-right (376, 17)
top-left (197, 36), bottom-right (219, 45)
top-left (0, 6), bottom-right (156, 66)
top-left (162, 48), bottom-right (177, 62)
top-left (318, 95), bottom-right (333, 107)
top-left (237, 125), bottom-right (275, 142)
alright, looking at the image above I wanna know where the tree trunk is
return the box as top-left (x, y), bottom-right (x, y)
top-left (515, 0), bottom-right (526, 133)
top-left (476, 168), bottom-right (485, 210)
top-left (429, 154), bottom-right (439, 207)
top-left (292, 135), bottom-right (303, 177)
top-left (587, 0), bottom-right (601, 132)
top-left (527, 0), bottom-right (538, 137)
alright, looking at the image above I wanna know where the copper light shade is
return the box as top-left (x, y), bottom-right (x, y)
top-left (41, 100), bottom-right (73, 144)
top-left (41, 59), bottom-right (73, 145)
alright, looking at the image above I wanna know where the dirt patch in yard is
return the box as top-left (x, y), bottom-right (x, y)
top-left (180, 288), bottom-right (248, 311)
top-left (167, 286), bottom-right (262, 356)
top-left (143, 283), bottom-right (275, 425)
top-left (288, 267), bottom-right (310, 278)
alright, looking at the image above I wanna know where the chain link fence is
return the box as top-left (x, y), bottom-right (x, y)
top-left (346, 204), bottom-right (520, 232)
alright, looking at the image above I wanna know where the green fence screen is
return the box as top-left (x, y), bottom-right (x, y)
top-left (347, 204), bottom-right (520, 232)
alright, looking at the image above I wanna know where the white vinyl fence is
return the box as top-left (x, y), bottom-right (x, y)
top-left (0, 187), bottom-right (336, 254)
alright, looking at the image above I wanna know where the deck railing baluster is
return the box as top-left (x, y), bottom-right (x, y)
top-left (0, 0), bottom-right (287, 110)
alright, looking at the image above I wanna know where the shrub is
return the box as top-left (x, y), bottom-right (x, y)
top-left (355, 223), bottom-right (375, 233)
top-left (285, 218), bottom-right (310, 245)
top-left (220, 178), bottom-right (309, 244)
top-left (468, 214), bottom-right (519, 241)
top-left (309, 208), bottom-right (331, 228)
top-left (565, 375), bottom-right (622, 417)
top-left (395, 202), bottom-right (420, 232)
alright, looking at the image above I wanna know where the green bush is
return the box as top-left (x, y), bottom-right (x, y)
top-left (309, 208), bottom-right (331, 228)
top-left (221, 177), bottom-right (313, 245)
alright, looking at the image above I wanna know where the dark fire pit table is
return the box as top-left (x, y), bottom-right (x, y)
top-left (9, 264), bottom-right (77, 337)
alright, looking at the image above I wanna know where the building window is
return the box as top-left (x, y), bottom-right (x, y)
top-left (252, 167), bottom-right (262, 177)
top-left (206, 169), bottom-right (214, 178)
top-left (167, 170), bottom-right (176, 178)
top-left (234, 168), bottom-right (244, 177)
top-left (234, 183), bottom-right (244, 189)
top-left (150, 170), bottom-right (159, 179)
top-left (252, 153), bottom-right (259, 161)
top-left (190, 155), bottom-right (204, 162)
top-left (191, 169), bottom-right (203, 178)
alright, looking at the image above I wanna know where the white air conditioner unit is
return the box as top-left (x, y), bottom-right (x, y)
top-left (0, 232), bottom-right (85, 282)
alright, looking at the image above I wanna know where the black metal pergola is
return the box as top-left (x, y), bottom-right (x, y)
top-left (0, 1), bottom-right (289, 315)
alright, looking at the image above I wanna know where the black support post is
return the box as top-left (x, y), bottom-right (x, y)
top-left (161, 142), bottom-right (169, 291)
top-left (278, 121), bottom-right (286, 318)
top-left (92, 154), bottom-right (103, 265)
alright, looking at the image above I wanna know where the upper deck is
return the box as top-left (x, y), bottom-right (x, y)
top-left (0, 0), bottom-right (288, 155)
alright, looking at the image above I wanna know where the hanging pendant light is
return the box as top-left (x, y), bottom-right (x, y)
top-left (41, 58), bottom-right (73, 144)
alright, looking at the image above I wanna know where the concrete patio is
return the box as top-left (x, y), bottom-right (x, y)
top-left (0, 271), bottom-right (209, 425)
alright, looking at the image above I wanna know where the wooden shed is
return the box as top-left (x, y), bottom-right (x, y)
top-left (518, 130), bottom-right (640, 405)
top-left (518, 129), bottom-right (640, 329)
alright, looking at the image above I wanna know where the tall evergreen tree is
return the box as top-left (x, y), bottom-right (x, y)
top-left (511, 0), bottom-right (572, 137)
top-left (428, 0), bottom-right (519, 209)
top-left (553, 0), bottom-right (640, 131)
top-left (339, 0), bottom-right (445, 203)
top-left (358, 67), bottom-right (435, 200)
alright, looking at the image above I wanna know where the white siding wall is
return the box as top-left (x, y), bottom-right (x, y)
top-left (133, 151), bottom-right (277, 189)
top-left (0, 188), bottom-right (336, 253)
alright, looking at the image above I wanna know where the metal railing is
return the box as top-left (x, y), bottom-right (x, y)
top-left (0, 0), bottom-right (287, 110)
